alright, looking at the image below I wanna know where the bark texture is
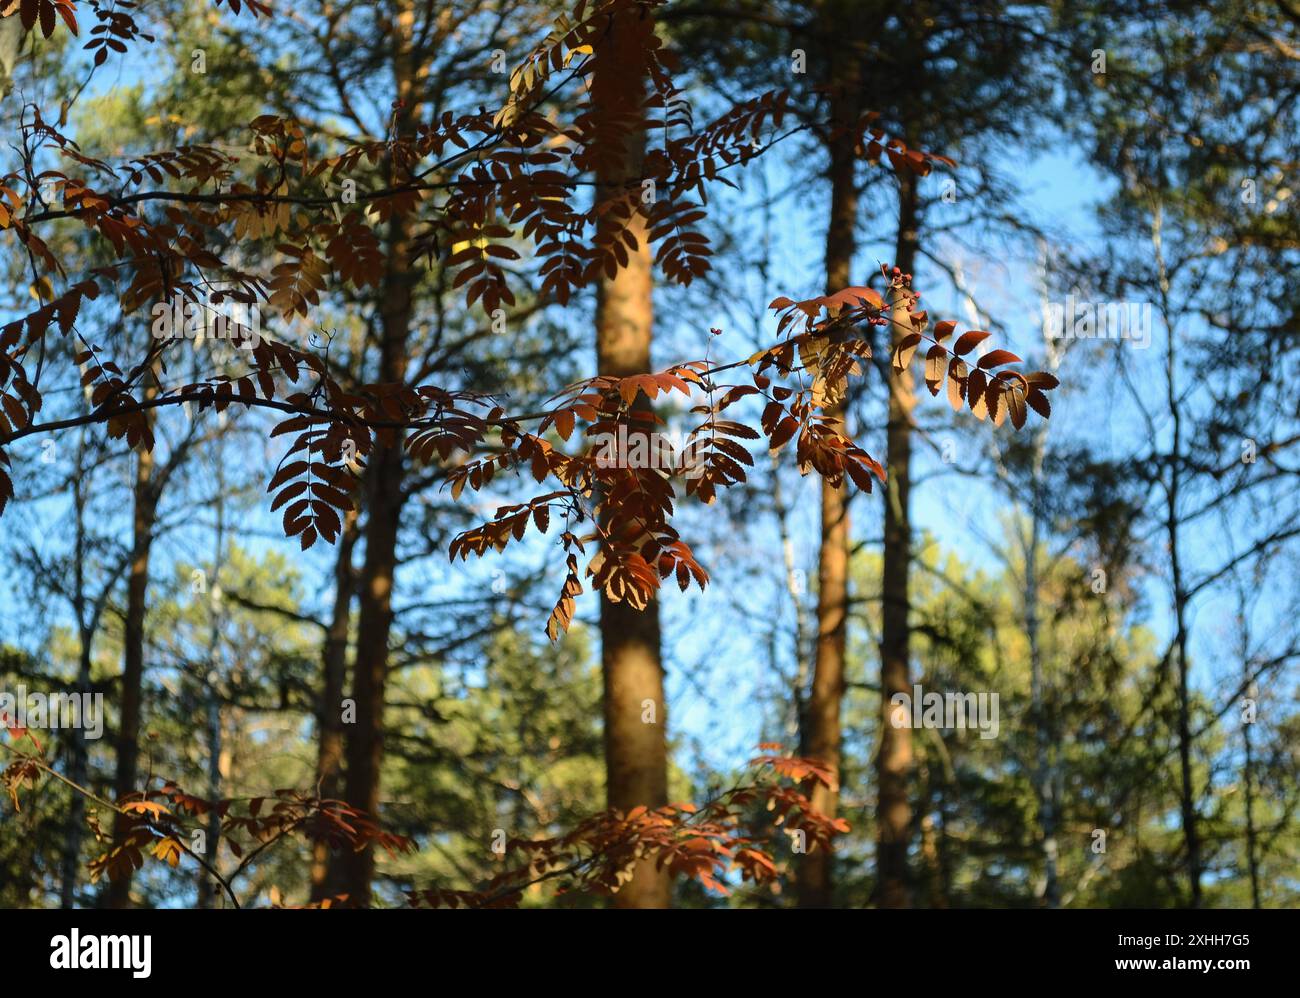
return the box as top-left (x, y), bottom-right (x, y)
top-left (592, 3), bottom-right (671, 909)
top-left (104, 420), bottom-right (157, 909)
top-left (876, 170), bottom-right (919, 909)
top-left (340, 0), bottom-right (421, 907)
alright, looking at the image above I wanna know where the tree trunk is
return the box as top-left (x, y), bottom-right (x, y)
top-left (59, 636), bottom-right (93, 909)
top-left (1241, 674), bottom-right (1261, 909)
top-left (340, 1), bottom-right (420, 907)
top-left (875, 168), bottom-right (919, 909)
top-left (59, 443), bottom-right (95, 909)
top-left (59, 643), bottom-right (93, 909)
top-left (339, 254), bottom-right (414, 908)
top-left (785, 103), bottom-right (857, 914)
top-left (1171, 520), bottom-right (1200, 909)
top-left (197, 466), bottom-right (226, 909)
top-left (1155, 203), bottom-right (1201, 908)
top-left (1172, 575), bottom-right (1199, 908)
top-left (104, 417), bottom-right (157, 909)
top-left (920, 811), bottom-right (947, 908)
top-left (1026, 469), bottom-right (1060, 908)
top-left (312, 508), bottom-right (358, 902)
top-left (592, 2), bottom-right (670, 909)
top-left (1024, 297), bottom-right (1062, 909)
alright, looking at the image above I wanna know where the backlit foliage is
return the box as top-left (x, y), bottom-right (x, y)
top-left (2, 733), bottom-right (846, 908)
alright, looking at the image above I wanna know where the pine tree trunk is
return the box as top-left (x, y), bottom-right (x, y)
top-left (312, 509), bottom-right (358, 902)
top-left (795, 116), bottom-right (856, 907)
top-left (340, 1), bottom-right (420, 907)
top-left (876, 170), bottom-right (919, 909)
top-left (105, 417), bottom-right (156, 909)
top-left (340, 265), bottom-right (413, 907)
top-left (593, 2), bottom-right (670, 909)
